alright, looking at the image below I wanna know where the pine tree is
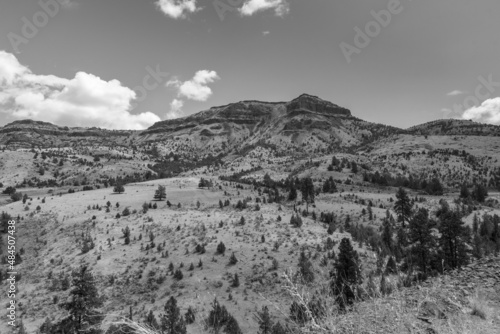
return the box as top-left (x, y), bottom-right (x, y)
top-left (154, 185), bottom-right (166, 201)
top-left (394, 187), bottom-right (412, 227)
top-left (408, 208), bottom-right (435, 277)
top-left (300, 177), bottom-right (315, 212)
top-left (206, 298), bottom-right (230, 334)
top-left (439, 210), bottom-right (470, 269)
top-left (288, 184), bottom-right (297, 201)
top-left (145, 310), bottom-right (159, 329)
top-left (381, 214), bottom-right (393, 252)
top-left (297, 250), bottom-right (315, 283)
top-left (331, 238), bottom-right (362, 310)
top-left (59, 265), bottom-right (103, 333)
top-left (257, 306), bottom-right (273, 334)
top-left (224, 315), bottom-right (243, 334)
top-left (160, 296), bottom-right (186, 334)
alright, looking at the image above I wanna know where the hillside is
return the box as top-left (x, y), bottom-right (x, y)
top-left (0, 94), bottom-right (499, 334)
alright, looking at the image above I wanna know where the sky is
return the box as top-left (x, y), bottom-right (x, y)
top-left (1, 0), bottom-right (500, 129)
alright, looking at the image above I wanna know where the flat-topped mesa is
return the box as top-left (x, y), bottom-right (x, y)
top-left (286, 94), bottom-right (351, 117)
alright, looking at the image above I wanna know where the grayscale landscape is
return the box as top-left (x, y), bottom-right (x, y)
top-left (0, 1), bottom-right (499, 334)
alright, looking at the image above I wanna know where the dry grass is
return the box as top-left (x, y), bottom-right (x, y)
top-left (107, 271), bottom-right (499, 334)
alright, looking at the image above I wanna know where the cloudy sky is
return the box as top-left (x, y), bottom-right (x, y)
top-left (1, 0), bottom-right (500, 129)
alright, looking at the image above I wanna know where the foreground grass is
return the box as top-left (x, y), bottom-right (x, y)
top-left (107, 270), bottom-right (500, 334)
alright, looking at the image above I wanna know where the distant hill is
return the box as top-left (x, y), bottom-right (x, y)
top-left (407, 119), bottom-right (500, 136)
top-left (1, 96), bottom-right (499, 156)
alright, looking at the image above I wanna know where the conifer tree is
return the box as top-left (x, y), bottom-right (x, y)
top-left (154, 185), bottom-right (166, 201)
top-left (439, 210), bottom-right (470, 269)
top-left (160, 296), bottom-right (186, 334)
top-left (145, 310), bottom-right (159, 329)
top-left (297, 250), bottom-right (315, 283)
top-left (60, 265), bottom-right (103, 333)
top-left (394, 187), bottom-right (413, 227)
top-left (408, 208), bottom-right (435, 276)
top-left (331, 238), bottom-right (362, 310)
top-left (257, 306), bottom-right (273, 334)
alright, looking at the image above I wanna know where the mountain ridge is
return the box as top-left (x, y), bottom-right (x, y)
top-left (1, 94), bottom-right (498, 151)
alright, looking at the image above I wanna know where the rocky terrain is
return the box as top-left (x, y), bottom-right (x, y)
top-left (0, 94), bottom-right (499, 334)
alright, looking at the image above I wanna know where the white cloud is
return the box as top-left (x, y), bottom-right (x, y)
top-left (168, 70), bottom-right (219, 102)
top-left (447, 90), bottom-right (466, 96)
top-left (166, 70), bottom-right (219, 119)
top-left (263, 31), bottom-right (270, 36)
top-left (462, 97), bottom-right (500, 125)
top-left (167, 98), bottom-right (184, 120)
top-left (239, 0), bottom-right (290, 17)
top-left (156, 0), bottom-right (199, 19)
top-left (0, 51), bottom-right (161, 130)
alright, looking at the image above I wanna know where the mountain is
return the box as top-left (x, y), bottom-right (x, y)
top-left (0, 119), bottom-right (132, 150)
top-left (0, 94), bottom-right (404, 155)
top-left (407, 119), bottom-right (500, 136)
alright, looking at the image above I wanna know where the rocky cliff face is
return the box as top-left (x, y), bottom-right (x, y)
top-left (0, 94), bottom-right (399, 154)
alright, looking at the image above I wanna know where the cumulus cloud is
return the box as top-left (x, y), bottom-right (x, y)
top-left (166, 70), bottom-right (219, 119)
top-left (167, 98), bottom-right (184, 120)
top-left (239, 0), bottom-right (290, 17)
top-left (462, 97), bottom-right (500, 125)
top-left (156, 0), bottom-right (199, 19)
top-left (447, 90), bottom-right (466, 96)
top-left (0, 51), bottom-right (161, 130)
